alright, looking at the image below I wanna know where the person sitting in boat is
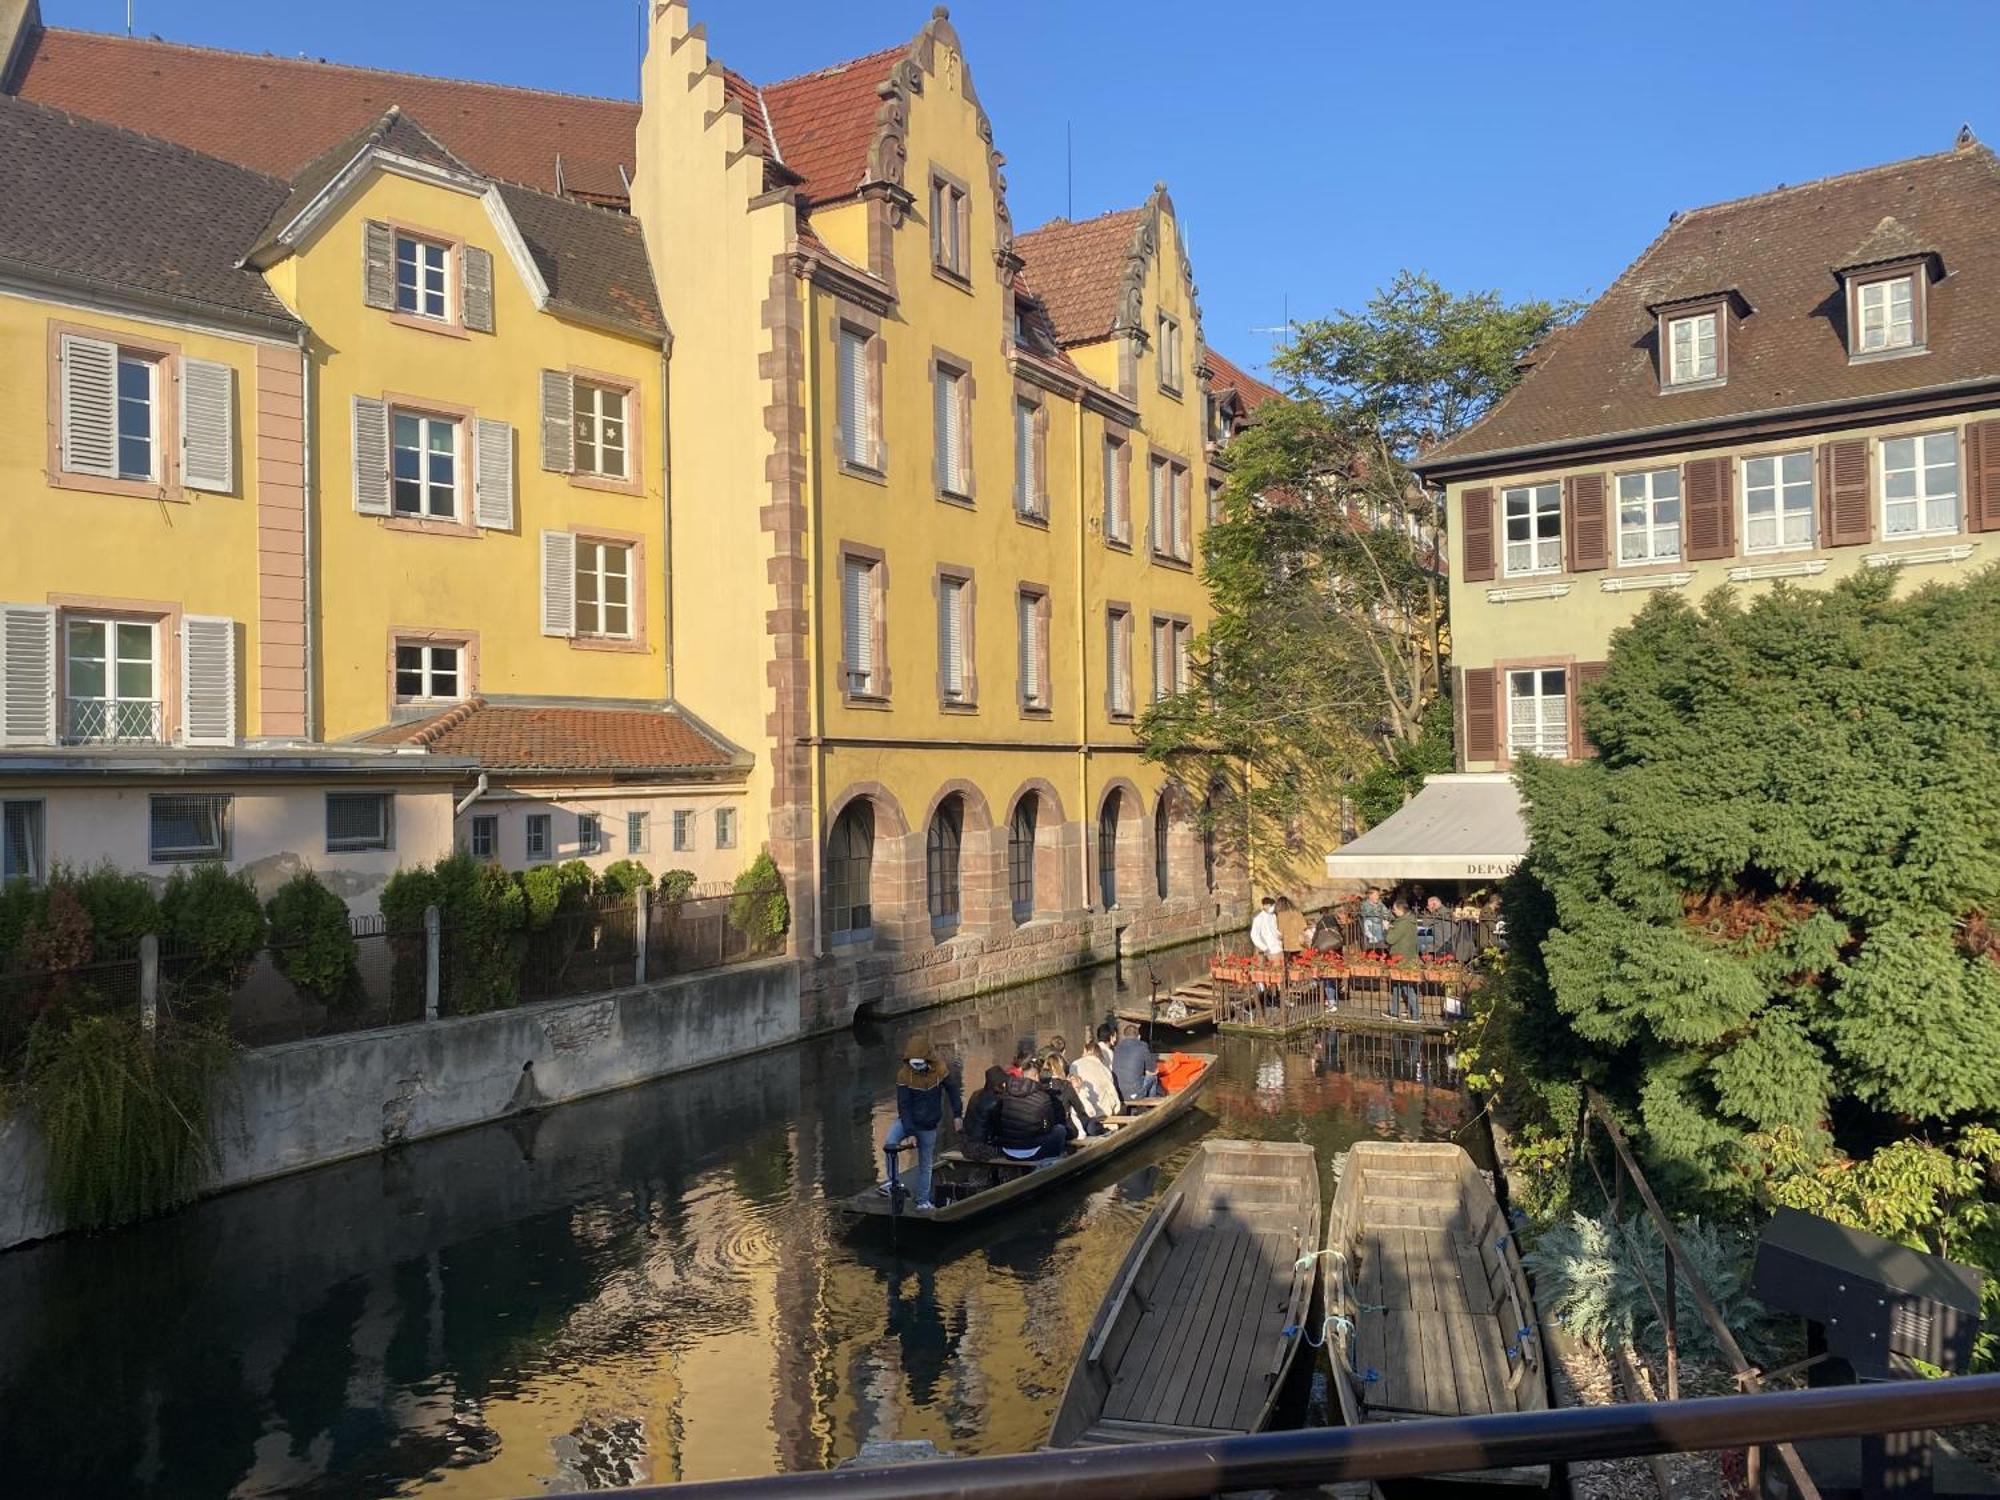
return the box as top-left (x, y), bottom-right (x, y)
top-left (958, 1065), bottom-right (1008, 1162)
top-left (995, 1061), bottom-right (1071, 1161)
top-left (1041, 1052), bottom-right (1105, 1136)
top-left (877, 1044), bottom-right (963, 1211)
top-left (1112, 1022), bottom-right (1164, 1100)
top-left (1068, 1028), bottom-right (1121, 1118)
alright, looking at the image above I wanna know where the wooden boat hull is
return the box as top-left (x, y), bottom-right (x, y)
top-left (842, 1054), bottom-right (1216, 1227)
top-left (1047, 1138), bottom-right (1320, 1449)
top-left (1324, 1141), bottom-right (1549, 1488)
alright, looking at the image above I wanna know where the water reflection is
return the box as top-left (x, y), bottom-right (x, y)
top-left (0, 944), bottom-right (1477, 1497)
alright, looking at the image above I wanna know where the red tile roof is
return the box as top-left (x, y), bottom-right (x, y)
top-left (1205, 348), bottom-right (1282, 413)
top-left (1014, 208), bottom-right (1147, 346)
top-left (9, 26), bottom-right (637, 200)
top-left (739, 45), bottom-right (904, 207)
top-left (361, 700), bottom-right (746, 775)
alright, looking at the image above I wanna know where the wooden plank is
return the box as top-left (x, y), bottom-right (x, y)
top-left (1108, 1228), bottom-right (1239, 1423)
top-left (1230, 1231), bottom-right (1304, 1431)
top-left (1137, 1229), bottom-right (1250, 1425)
top-left (1376, 1311), bottom-right (1425, 1413)
top-left (1460, 1304), bottom-right (1516, 1415)
top-left (1451, 1235), bottom-right (1498, 1316)
top-left (1099, 1233), bottom-right (1211, 1420)
top-left (1187, 1230), bottom-right (1280, 1429)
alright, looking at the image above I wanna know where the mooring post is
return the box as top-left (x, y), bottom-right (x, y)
top-left (138, 932), bottom-right (159, 1037)
top-left (423, 903), bottom-right (441, 1022)
top-left (634, 884), bottom-right (649, 987)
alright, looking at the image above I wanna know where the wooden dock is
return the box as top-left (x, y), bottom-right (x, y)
top-left (1115, 979), bottom-right (1220, 1036)
top-left (1217, 978), bottom-right (1457, 1038)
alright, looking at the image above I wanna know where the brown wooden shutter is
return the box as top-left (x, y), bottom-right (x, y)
top-left (1819, 438), bottom-right (1872, 546)
top-left (1966, 419), bottom-right (2000, 533)
top-left (1683, 456), bottom-right (1734, 560)
top-left (1574, 660), bottom-right (1608, 759)
top-left (1461, 486), bottom-right (1496, 582)
top-left (1565, 473), bottom-right (1609, 571)
top-left (461, 245), bottom-right (495, 333)
top-left (1460, 666), bottom-right (1498, 764)
top-left (362, 220), bottom-right (394, 310)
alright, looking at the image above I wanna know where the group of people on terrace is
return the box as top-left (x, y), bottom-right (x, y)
top-left (1246, 886), bottom-right (1501, 1019)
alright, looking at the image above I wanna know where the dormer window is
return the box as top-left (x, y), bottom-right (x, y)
top-left (1650, 293), bottom-right (1733, 391)
top-left (1666, 311), bottom-right (1717, 385)
top-left (1855, 272), bottom-right (1916, 354)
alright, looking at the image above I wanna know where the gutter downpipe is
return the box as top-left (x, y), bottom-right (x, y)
top-left (804, 282), bottom-right (827, 960)
top-left (1074, 395), bottom-right (1091, 915)
top-left (454, 771), bottom-right (489, 817)
top-left (299, 327), bottom-right (318, 742)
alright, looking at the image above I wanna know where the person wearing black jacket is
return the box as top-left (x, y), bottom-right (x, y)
top-left (959, 1065), bottom-right (1008, 1161)
top-left (994, 1062), bottom-right (1069, 1160)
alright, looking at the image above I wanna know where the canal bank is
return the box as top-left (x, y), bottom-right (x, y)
top-left (0, 941), bottom-right (1473, 1495)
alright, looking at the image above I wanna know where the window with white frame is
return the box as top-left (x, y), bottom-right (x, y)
top-left (1017, 589), bottom-right (1048, 710)
top-left (938, 574), bottom-right (971, 704)
top-left (469, 814), bottom-right (497, 860)
top-left (1881, 431), bottom-right (1960, 538)
top-left (1506, 668), bottom-right (1569, 760)
top-left (1104, 435), bottom-right (1131, 544)
top-left (577, 812), bottom-right (603, 856)
top-left (64, 616), bottom-right (159, 743)
top-left (1014, 397), bottom-right (1042, 517)
top-left (1857, 275), bottom-right (1915, 354)
top-left (1502, 483), bottom-right (1562, 576)
top-left (1666, 311), bottom-right (1718, 385)
top-left (1742, 452), bottom-right (1816, 552)
top-left (837, 325), bottom-right (877, 470)
top-left (1157, 312), bottom-right (1183, 394)
top-left (326, 792), bottom-right (392, 853)
top-left (3, 800), bottom-right (44, 885)
top-left (934, 364), bottom-right (969, 497)
top-left (1151, 617), bottom-right (1191, 703)
top-left (1616, 467), bottom-right (1682, 564)
top-left (394, 640), bottom-right (463, 702)
top-left (394, 233), bottom-right (450, 320)
top-left (715, 807), bottom-right (737, 850)
top-left (525, 813), bottom-right (551, 861)
top-left (673, 808), bottom-right (695, 852)
top-left (391, 410), bottom-right (459, 519)
top-left (150, 794), bottom-right (230, 862)
top-left (626, 811), bottom-right (647, 855)
top-left (117, 354), bottom-right (157, 480)
top-left (1107, 607), bottom-right (1133, 717)
top-left (574, 540), bottom-right (633, 639)
top-left (841, 554), bottom-right (881, 696)
top-left (571, 382), bottom-right (629, 480)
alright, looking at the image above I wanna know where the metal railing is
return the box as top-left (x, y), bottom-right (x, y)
top-left (63, 695), bottom-right (162, 743)
top-left (543, 1374), bottom-right (2000, 1499)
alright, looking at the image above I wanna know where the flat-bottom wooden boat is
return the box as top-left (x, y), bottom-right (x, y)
top-left (1325, 1142), bottom-right (1549, 1488)
top-left (1115, 979), bottom-right (1220, 1037)
top-left (1047, 1138), bottom-right (1320, 1448)
top-left (842, 1054), bottom-right (1215, 1227)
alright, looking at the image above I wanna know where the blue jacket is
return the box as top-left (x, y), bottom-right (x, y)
top-left (1111, 1037), bottom-right (1157, 1100)
top-left (896, 1065), bottom-right (963, 1133)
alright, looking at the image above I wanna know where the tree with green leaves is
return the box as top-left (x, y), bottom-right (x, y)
top-left (1141, 272), bottom-right (1574, 857)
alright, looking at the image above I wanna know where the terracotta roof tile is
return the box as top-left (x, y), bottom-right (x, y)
top-left (758, 45), bottom-right (904, 206)
top-left (1014, 207), bottom-right (1147, 346)
top-left (1425, 142), bottom-right (2000, 469)
top-left (1205, 348), bottom-right (1281, 413)
top-left (360, 700), bottom-right (745, 774)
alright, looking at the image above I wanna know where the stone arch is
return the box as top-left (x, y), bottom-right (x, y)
top-left (1092, 777), bottom-right (1147, 913)
top-left (1001, 776), bottom-right (1074, 921)
top-left (823, 782), bottom-right (914, 950)
top-left (918, 778), bottom-right (1004, 937)
top-left (1151, 781), bottom-right (1204, 902)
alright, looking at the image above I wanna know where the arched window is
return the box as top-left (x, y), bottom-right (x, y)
top-left (927, 796), bottom-right (963, 935)
top-left (1098, 790), bottom-right (1122, 909)
top-left (826, 801), bottom-right (874, 945)
top-left (1155, 795), bottom-right (1172, 900)
top-left (1203, 783), bottom-right (1222, 893)
top-left (1008, 795), bottom-right (1038, 923)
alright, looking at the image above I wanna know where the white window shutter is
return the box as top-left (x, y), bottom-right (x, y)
top-left (1149, 461), bottom-right (1165, 551)
top-left (0, 604), bottom-right (58, 746)
top-left (351, 396), bottom-right (391, 515)
top-left (541, 530), bottom-right (576, 637)
top-left (939, 580), bottom-right (963, 696)
top-left (843, 558), bottom-right (872, 684)
top-left (181, 358), bottom-right (235, 493)
top-left (540, 370), bottom-right (575, 472)
top-left (838, 329), bottom-right (868, 466)
top-left (180, 614), bottom-right (237, 747)
top-left (461, 245), bottom-right (495, 334)
top-left (473, 418), bottom-right (515, 530)
top-left (362, 220), bottom-right (395, 310)
top-left (933, 371), bottom-right (951, 490)
top-left (60, 334), bottom-right (119, 478)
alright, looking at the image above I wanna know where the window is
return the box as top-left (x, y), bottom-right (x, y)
top-left (1207, 477), bottom-right (1225, 526)
top-left (926, 798), bottom-right (962, 935)
top-left (64, 617), bottom-right (159, 743)
top-left (577, 813), bottom-right (602, 856)
top-left (1742, 452), bottom-right (1816, 553)
top-left (934, 364), bottom-right (970, 497)
top-left (572, 382), bottom-right (628, 480)
top-left (1107, 607), bottom-right (1133, 717)
top-left (117, 354), bottom-right (157, 480)
top-left (930, 173), bottom-right (969, 279)
top-left (469, 814), bottom-right (497, 860)
top-left (827, 801), bottom-right (874, 944)
top-left (150, 794), bottom-right (230, 862)
top-left (1147, 458), bottom-right (1191, 558)
top-left (1506, 668), bottom-right (1569, 760)
top-left (326, 792), bottom-right (392, 853)
top-left (1103, 435), bottom-right (1131, 544)
top-left (1154, 797), bottom-right (1172, 900)
top-left (837, 326), bottom-right (877, 470)
top-left (1097, 791), bottom-right (1122, 909)
top-left (626, 811), bottom-right (647, 855)
top-left (394, 233), bottom-right (450, 320)
top-left (1151, 617), bottom-right (1190, 702)
top-left (1014, 397), bottom-right (1043, 518)
top-left (525, 812), bottom-right (551, 861)
top-left (1502, 483), bottom-right (1562, 576)
top-left (1017, 589), bottom-right (1048, 711)
top-left (3, 800), bottom-right (45, 885)
top-left (394, 641), bottom-right (463, 702)
top-left (575, 540), bottom-right (633, 639)
top-left (1666, 311), bottom-right (1718, 386)
top-left (1171, 464), bottom-right (1190, 559)
top-left (1857, 274), bottom-right (1915, 354)
top-left (673, 809), bottom-right (695, 852)
top-left (1616, 468), bottom-right (1682, 565)
top-left (1881, 431), bottom-right (1960, 538)
top-left (391, 410), bottom-right (459, 519)
top-left (1008, 795), bottom-right (1037, 923)
top-left (715, 807), bottom-right (737, 850)
top-left (938, 574), bottom-right (971, 704)
top-left (1157, 312), bottom-right (1183, 394)
top-left (841, 554), bottom-right (881, 697)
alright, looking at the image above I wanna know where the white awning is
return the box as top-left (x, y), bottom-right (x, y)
top-left (1324, 773), bottom-right (1528, 882)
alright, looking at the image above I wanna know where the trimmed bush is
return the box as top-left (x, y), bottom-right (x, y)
top-left (70, 864), bottom-right (160, 952)
top-left (0, 877), bottom-right (41, 968)
top-left (519, 858), bottom-right (596, 928)
top-left (729, 853), bottom-right (789, 950)
top-left (159, 864), bottom-right (266, 1003)
top-left (657, 868), bottom-right (697, 905)
top-left (599, 859), bottom-right (654, 898)
top-left (265, 871), bottom-right (360, 1012)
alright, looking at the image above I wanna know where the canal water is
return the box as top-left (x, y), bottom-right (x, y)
top-left (0, 943), bottom-right (1476, 1498)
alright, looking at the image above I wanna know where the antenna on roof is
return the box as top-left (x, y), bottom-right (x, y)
top-left (1066, 120), bottom-right (1073, 221)
top-left (126, 1), bottom-right (134, 37)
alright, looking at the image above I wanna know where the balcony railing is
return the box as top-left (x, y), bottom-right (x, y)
top-left (65, 697), bottom-right (162, 744)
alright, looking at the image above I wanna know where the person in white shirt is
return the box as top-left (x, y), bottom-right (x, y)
top-left (1070, 1028), bottom-right (1121, 1118)
top-left (1249, 896), bottom-right (1283, 1002)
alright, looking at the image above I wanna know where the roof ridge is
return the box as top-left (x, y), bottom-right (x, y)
top-left (0, 90), bottom-right (291, 189)
top-left (1018, 204), bottom-right (1144, 238)
top-left (758, 41), bottom-right (907, 93)
top-left (410, 696), bottom-right (486, 747)
top-left (40, 25), bottom-right (640, 111)
top-left (1672, 143), bottom-right (1983, 224)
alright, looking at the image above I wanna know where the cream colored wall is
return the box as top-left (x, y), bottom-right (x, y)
top-left (460, 785), bottom-right (749, 884)
top-left (0, 287), bottom-right (280, 737)
top-left (1445, 401), bottom-right (2000, 770)
top-left (280, 171), bottom-right (667, 740)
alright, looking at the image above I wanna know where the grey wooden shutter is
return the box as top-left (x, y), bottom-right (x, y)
top-left (1018, 594), bottom-right (1039, 705)
top-left (0, 603), bottom-right (58, 746)
top-left (1683, 456), bottom-right (1735, 560)
top-left (1460, 486), bottom-right (1495, 582)
top-left (1965, 419), bottom-right (2000, 532)
top-left (181, 357), bottom-right (235, 494)
top-left (363, 220), bottom-right (395, 310)
top-left (351, 396), bottom-right (391, 515)
top-left (180, 614), bottom-right (237, 747)
top-left (461, 245), bottom-right (495, 333)
top-left (473, 418), bottom-right (516, 530)
top-left (59, 333), bottom-right (120, 478)
top-left (1819, 438), bottom-right (1872, 546)
top-left (1460, 667), bottom-right (1498, 764)
top-left (540, 530), bottom-right (576, 637)
top-left (1564, 473), bottom-right (1608, 571)
top-left (938, 579), bottom-right (964, 698)
top-left (1149, 460), bottom-right (1166, 552)
top-left (540, 370), bottom-right (575, 472)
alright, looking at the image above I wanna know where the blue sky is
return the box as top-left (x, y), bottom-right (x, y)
top-left (46, 1), bottom-right (2000, 381)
